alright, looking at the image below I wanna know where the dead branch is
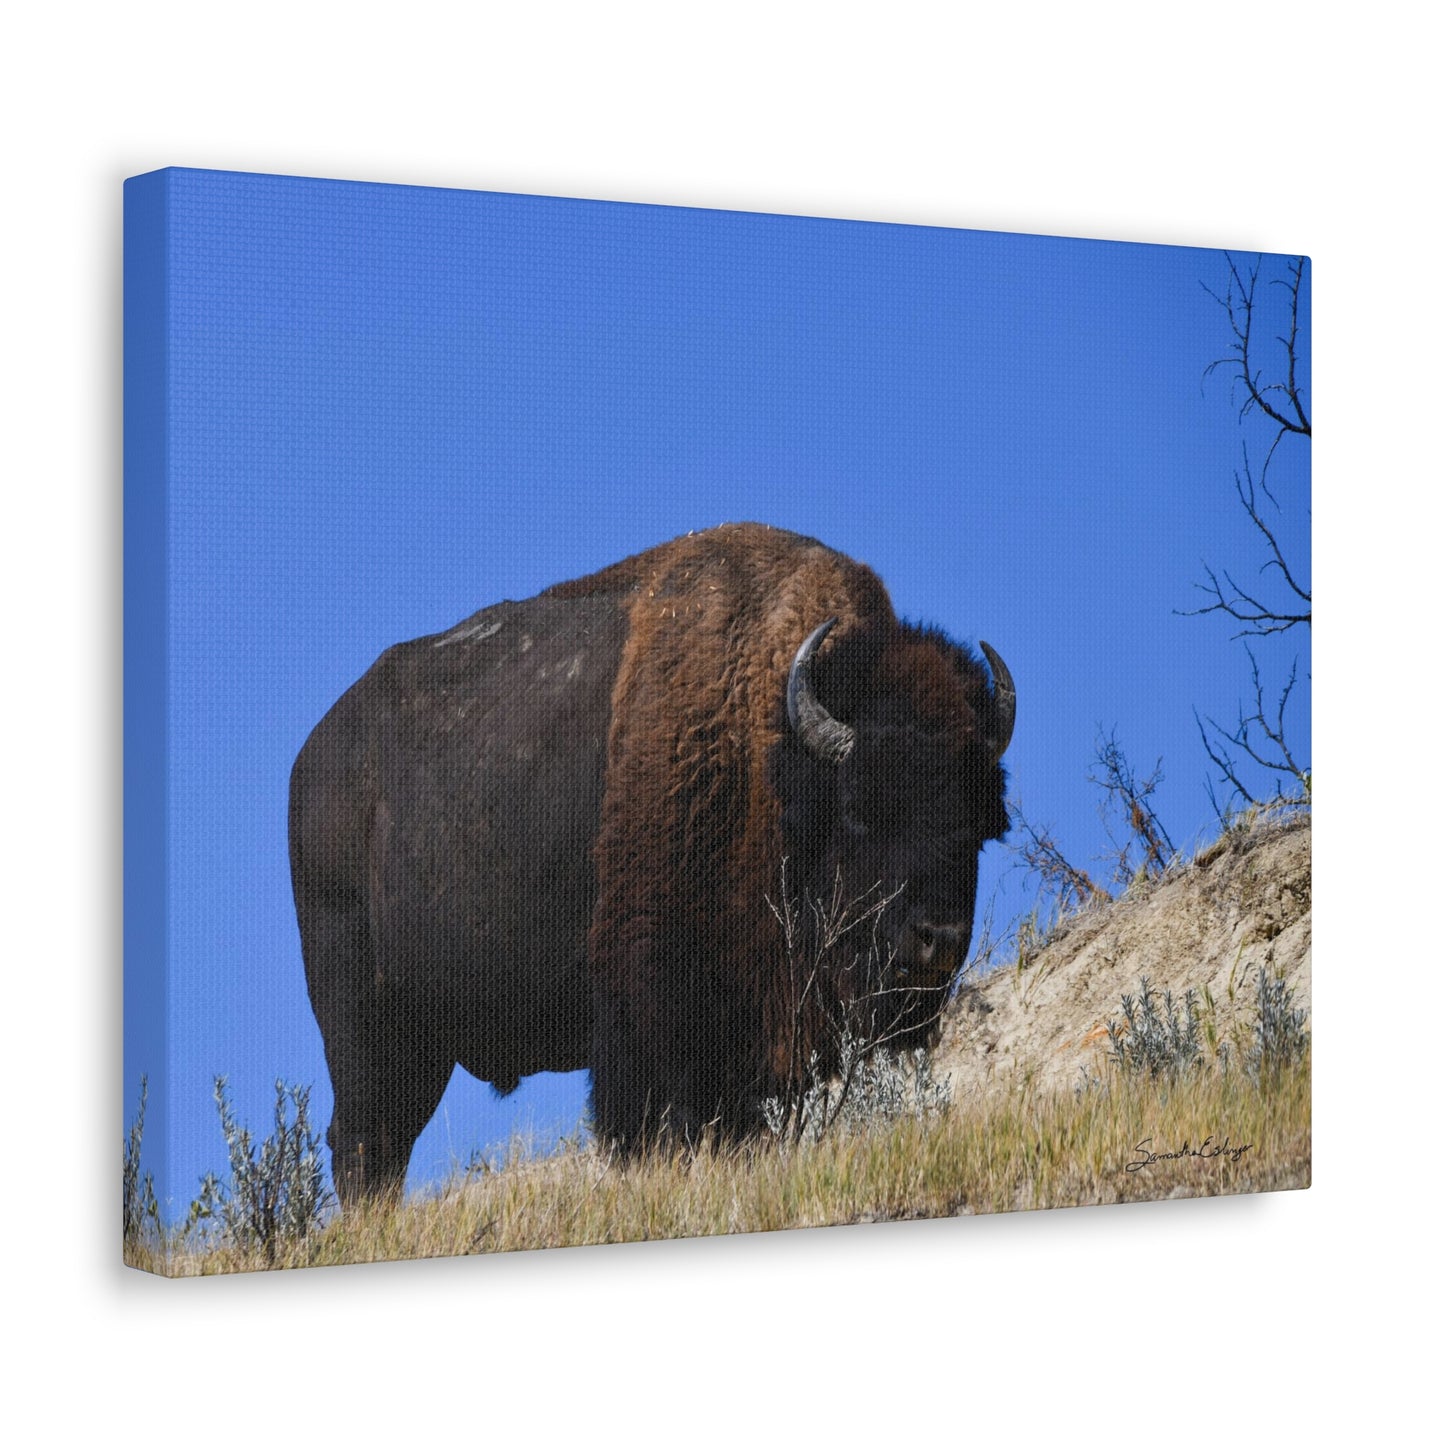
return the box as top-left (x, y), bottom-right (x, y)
top-left (766, 863), bottom-right (946, 1144)
top-left (1196, 647), bottom-right (1309, 813)
top-left (1089, 731), bottom-right (1176, 883)
top-left (1180, 444), bottom-right (1311, 637)
top-left (1201, 252), bottom-right (1310, 440)
top-left (1190, 252), bottom-right (1311, 809)
top-left (1010, 805), bottom-right (1110, 910)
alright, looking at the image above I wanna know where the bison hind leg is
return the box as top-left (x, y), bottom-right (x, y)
top-left (326, 1049), bottom-right (454, 1209)
top-left (298, 895), bottom-right (455, 1208)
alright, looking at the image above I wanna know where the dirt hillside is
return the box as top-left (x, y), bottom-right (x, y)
top-left (937, 813), bottom-right (1311, 1100)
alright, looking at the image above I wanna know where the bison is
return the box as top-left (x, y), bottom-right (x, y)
top-left (289, 524), bottom-right (1014, 1203)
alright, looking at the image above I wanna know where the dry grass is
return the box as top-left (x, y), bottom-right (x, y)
top-left (127, 803), bottom-right (1310, 1278)
top-left (126, 1056), bottom-right (1309, 1277)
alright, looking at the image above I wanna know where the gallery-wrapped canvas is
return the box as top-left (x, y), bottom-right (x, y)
top-left (124, 168), bottom-right (1310, 1275)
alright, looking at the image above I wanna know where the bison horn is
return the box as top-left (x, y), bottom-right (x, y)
top-left (787, 618), bottom-right (856, 765)
top-left (979, 641), bottom-right (1016, 763)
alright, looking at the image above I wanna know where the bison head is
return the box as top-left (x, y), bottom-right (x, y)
top-left (777, 616), bottom-right (1014, 1046)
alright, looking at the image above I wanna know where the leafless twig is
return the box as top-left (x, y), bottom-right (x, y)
top-left (1010, 805), bottom-right (1109, 910)
top-left (765, 864), bottom-right (948, 1145)
top-left (1180, 444), bottom-right (1311, 637)
top-left (1190, 252), bottom-right (1311, 807)
top-left (1089, 730), bottom-right (1176, 883)
top-left (1196, 647), bottom-right (1309, 815)
top-left (1201, 253), bottom-right (1310, 441)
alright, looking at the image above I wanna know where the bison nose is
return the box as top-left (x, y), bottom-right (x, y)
top-left (901, 920), bottom-right (966, 982)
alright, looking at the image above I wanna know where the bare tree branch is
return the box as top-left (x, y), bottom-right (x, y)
top-left (1009, 804), bottom-right (1109, 909)
top-left (766, 864), bottom-right (943, 1145)
top-left (1237, 452), bottom-right (1312, 609)
top-left (1195, 647), bottom-right (1309, 812)
top-left (1277, 255), bottom-right (1311, 436)
top-left (1088, 731), bottom-right (1176, 883)
top-left (1180, 446), bottom-right (1311, 637)
top-left (1201, 252), bottom-right (1311, 440)
top-left (1189, 253), bottom-right (1311, 809)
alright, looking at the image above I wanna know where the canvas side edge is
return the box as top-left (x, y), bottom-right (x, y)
top-left (123, 169), bottom-right (175, 1269)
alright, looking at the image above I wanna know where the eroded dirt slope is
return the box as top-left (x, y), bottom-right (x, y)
top-left (938, 815), bottom-right (1311, 1100)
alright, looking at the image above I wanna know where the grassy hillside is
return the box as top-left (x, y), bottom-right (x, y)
top-left (125, 812), bottom-right (1310, 1277)
top-left (125, 1059), bottom-right (1307, 1276)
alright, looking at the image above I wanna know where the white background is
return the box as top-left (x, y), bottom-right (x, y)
top-left (3, 3), bottom-right (1433, 1439)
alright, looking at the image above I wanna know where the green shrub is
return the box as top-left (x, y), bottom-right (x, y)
top-left (762, 1033), bottom-right (952, 1146)
top-left (122, 1075), bottom-right (161, 1247)
top-left (189, 1077), bottom-right (330, 1262)
top-left (1244, 967), bottom-right (1310, 1079)
top-left (1109, 967), bottom-right (1309, 1087)
top-left (1106, 977), bottom-right (1204, 1079)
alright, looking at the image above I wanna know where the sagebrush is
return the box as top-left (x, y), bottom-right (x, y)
top-left (1107, 976), bottom-right (1204, 1079)
top-left (1243, 965), bottom-right (1310, 1078)
top-left (122, 1075), bottom-right (160, 1249)
top-left (762, 1034), bottom-right (952, 1146)
top-left (185, 1077), bottom-right (331, 1262)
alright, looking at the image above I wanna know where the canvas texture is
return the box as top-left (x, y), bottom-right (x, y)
top-left (123, 168), bottom-right (1311, 1274)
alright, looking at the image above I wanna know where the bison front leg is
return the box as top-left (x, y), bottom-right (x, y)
top-left (588, 983), bottom-right (664, 1155)
top-left (588, 942), bottom-right (727, 1156)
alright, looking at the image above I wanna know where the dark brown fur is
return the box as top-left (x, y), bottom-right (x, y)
top-left (291, 524), bottom-right (1009, 1198)
top-left (556, 524), bottom-right (1006, 1146)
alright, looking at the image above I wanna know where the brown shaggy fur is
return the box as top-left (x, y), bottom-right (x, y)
top-left (551, 524), bottom-right (1001, 1145)
top-left (295, 522), bottom-right (1008, 1195)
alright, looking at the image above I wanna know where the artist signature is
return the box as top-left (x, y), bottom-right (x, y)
top-left (1126, 1136), bottom-right (1254, 1172)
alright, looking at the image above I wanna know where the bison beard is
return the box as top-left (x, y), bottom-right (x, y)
top-left (290, 524), bottom-right (1012, 1203)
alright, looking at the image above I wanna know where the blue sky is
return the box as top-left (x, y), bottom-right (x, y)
top-left (126, 167), bottom-right (1309, 1213)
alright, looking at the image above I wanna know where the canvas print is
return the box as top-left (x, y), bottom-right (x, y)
top-left (123, 169), bottom-right (1310, 1275)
